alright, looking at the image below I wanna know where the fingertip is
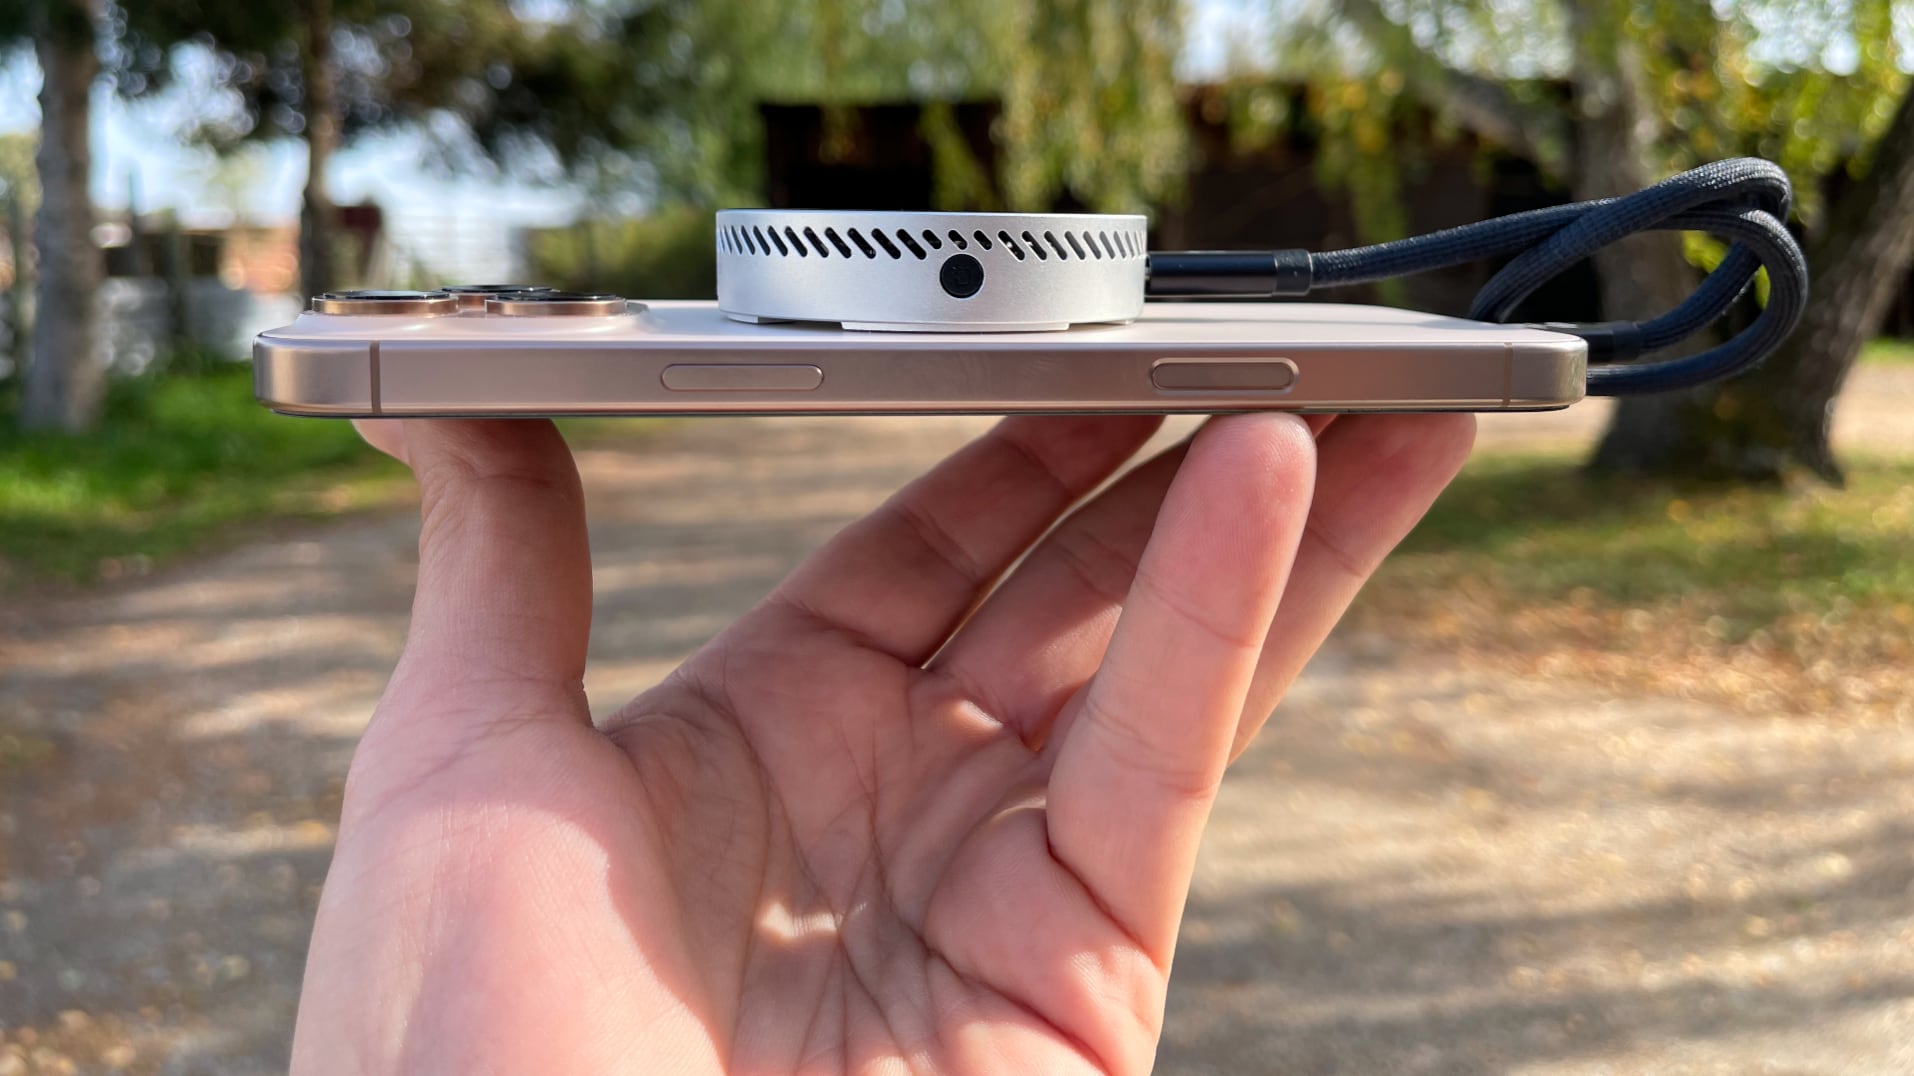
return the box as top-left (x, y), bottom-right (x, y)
top-left (353, 418), bottom-right (410, 466)
top-left (402, 420), bottom-right (583, 504)
top-left (1185, 412), bottom-right (1317, 512)
top-left (1421, 410), bottom-right (1479, 460)
top-left (1325, 412), bottom-right (1477, 485)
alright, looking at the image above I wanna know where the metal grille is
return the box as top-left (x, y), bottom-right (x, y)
top-left (718, 223), bottom-right (1145, 262)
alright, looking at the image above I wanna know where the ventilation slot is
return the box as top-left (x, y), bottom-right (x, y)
top-left (872, 230), bottom-right (903, 258)
top-left (823, 227), bottom-right (853, 257)
top-left (947, 230), bottom-right (968, 250)
top-left (782, 227), bottom-right (806, 256)
top-left (973, 230), bottom-right (994, 251)
top-left (1096, 231), bottom-right (1115, 259)
top-left (997, 231), bottom-right (1025, 260)
top-left (1021, 231), bottom-right (1048, 260)
top-left (895, 229), bottom-right (927, 259)
top-left (920, 229), bottom-right (943, 250)
top-left (1066, 232), bottom-right (1089, 259)
top-left (1043, 231), bottom-right (1069, 260)
top-left (802, 227), bottom-right (830, 257)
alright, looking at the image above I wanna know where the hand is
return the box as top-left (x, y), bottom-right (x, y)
top-left (295, 412), bottom-right (1473, 1074)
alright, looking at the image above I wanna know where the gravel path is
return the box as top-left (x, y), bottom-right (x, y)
top-left (2, 376), bottom-right (1912, 1073)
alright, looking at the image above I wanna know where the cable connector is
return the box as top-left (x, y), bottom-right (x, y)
top-left (1145, 249), bottom-right (1313, 298)
top-left (1141, 159), bottom-right (1807, 395)
top-left (1527, 320), bottom-right (1644, 363)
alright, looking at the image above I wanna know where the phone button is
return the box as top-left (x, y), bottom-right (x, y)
top-left (1150, 359), bottom-right (1298, 392)
top-left (661, 363), bottom-right (825, 391)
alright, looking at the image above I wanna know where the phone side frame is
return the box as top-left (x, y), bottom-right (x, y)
top-left (254, 332), bottom-right (1585, 416)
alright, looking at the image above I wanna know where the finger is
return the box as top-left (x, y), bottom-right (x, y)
top-left (927, 439), bottom-right (1189, 740)
top-left (1230, 412), bottom-right (1474, 751)
top-left (1046, 413), bottom-right (1315, 963)
top-left (383, 419), bottom-right (594, 714)
top-left (764, 416), bottom-right (1161, 663)
top-left (352, 418), bottom-right (409, 464)
top-left (929, 412), bottom-right (1459, 744)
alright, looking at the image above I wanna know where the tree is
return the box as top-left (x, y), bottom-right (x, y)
top-left (2, 1), bottom-right (104, 432)
top-left (1, 129), bottom-right (42, 380)
top-left (1591, 4), bottom-right (1914, 482)
top-left (113, 2), bottom-right (664, 299)
top-left (118, 0), bottom-right (1190, 305)
top-left (499, 0), bottom-right (1190, 213)
top-left (1283, 0), bottom-right (1911, 481)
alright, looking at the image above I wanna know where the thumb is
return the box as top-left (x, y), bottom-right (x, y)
top-left (386, 419), bottom-right (593, 708)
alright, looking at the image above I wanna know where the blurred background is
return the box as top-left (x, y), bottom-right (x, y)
top-left (3, 0), bottom-right (1914, 1073)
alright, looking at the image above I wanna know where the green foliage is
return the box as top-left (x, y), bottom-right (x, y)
top-left (105, 0), bottom-right (1192, 215)
top-left (1279, 0), bottom-right (1911, 232)
top-left (109, 1), bottom-right (689, 183)
top-left (528, 206), bottom-right (718, 299)
top-left (0, 131), bottom-right (38, 216)
top-left (663, 0), bottom-right (1187, 212)
top-left (993, 0), bottom-right (1187, 211)
top-left (1372, 449), bottom-right (1914, 648)
top-left (0, 364), bottom-right (404, 584)
top-left (1862, 337), bottom-right (1914, 364)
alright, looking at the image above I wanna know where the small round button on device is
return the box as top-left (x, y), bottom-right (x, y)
top-left (939, 253), bottom-right (985, 299)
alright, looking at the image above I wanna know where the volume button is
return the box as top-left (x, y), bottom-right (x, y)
top-left (1150, 359), bottom-right (1298, 392)
top-left (661, 363), bottom-right (825, 391)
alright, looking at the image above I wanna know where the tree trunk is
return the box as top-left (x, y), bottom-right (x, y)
top-left (20, 7), bottom-right (103, 433)
top-left (298, 0), bottom-right (340, 300)
top-left (5, 187), bottom-right (31, 380)
top-left (1563, 8), bottom-right (1719, 476)
top-left (1567, 18), bottom-right (1696, 332)
top-left (1590, 83), bottom-right (1914, 483)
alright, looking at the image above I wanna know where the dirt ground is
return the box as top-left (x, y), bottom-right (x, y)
top-left (3, 371), bottom-right (1913, 1074)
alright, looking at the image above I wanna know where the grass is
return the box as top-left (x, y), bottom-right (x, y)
top-left (1861, 338), bottom-right (1914, 364)
top-left (1352, 451), bottom-right (1914, 719)
top-left (0, 365), bottom-right (410, 586)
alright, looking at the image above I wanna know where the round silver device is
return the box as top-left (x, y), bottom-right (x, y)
top-left (715, 210), bottom-right (1149, 331)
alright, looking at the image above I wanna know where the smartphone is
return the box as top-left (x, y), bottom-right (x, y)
top-left (253, 297), bottom-right (1585, 417)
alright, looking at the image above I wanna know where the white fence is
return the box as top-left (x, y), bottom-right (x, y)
top-left (0, 278), bottom-right (299, 380)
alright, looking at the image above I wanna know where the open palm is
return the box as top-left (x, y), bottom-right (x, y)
top-left (293, 412), bottom-right (1472, 1074)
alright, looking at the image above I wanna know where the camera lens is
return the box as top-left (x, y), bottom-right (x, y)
top-left (485, 292), bottom-right (629, 317)
top-left (442, 284), bottom-right (556, 312)
top-left (939, 254), bottom-right (985, 299)
top-left (310, 290), bottom-right (456, 316)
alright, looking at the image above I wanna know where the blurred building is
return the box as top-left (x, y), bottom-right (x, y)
top-left (756, 88), bottom-right (1603, 323)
